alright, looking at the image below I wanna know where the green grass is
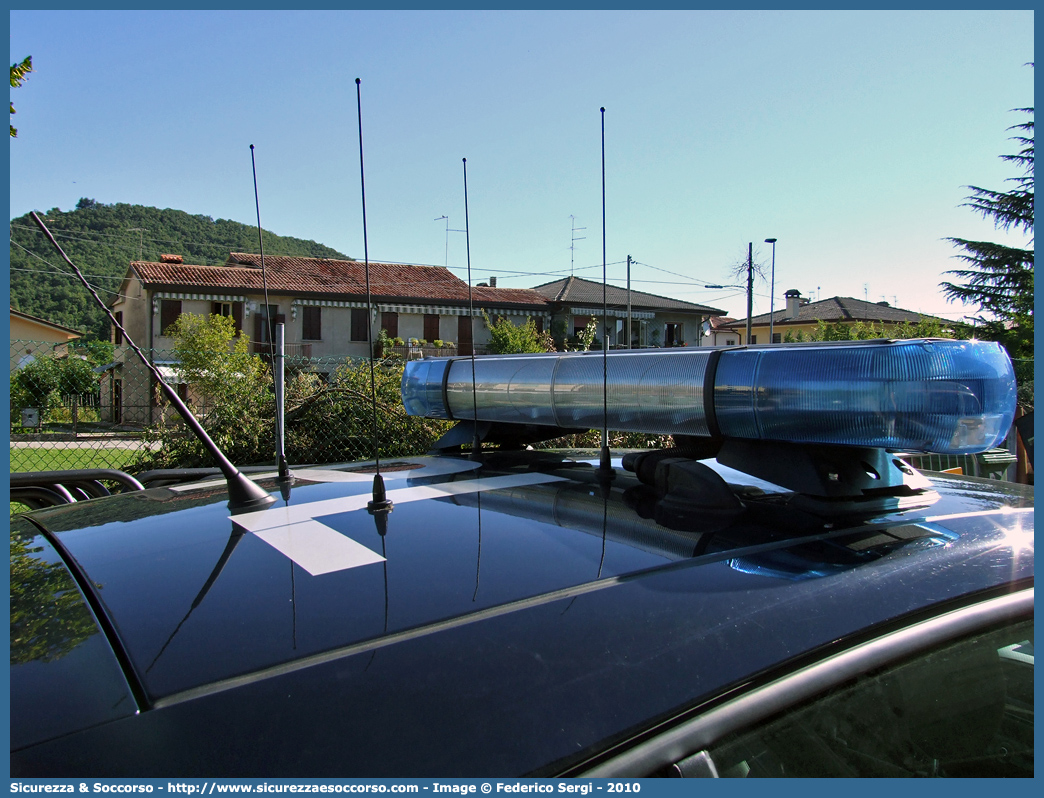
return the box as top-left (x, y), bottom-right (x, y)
top-left (10, 446), bottom-right (143, 516)
top-left (10, 446), bottom-right (141, 473)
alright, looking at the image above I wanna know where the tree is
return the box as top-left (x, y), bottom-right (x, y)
top-left (285, 359), bottom-right (451, 462)
top-left (9, 202), bottom-right (352, 339)
top-left (132, 312), bottom-right (452, 469)
top-left (134, 313), bottom-right (274, 468)
top-left (10, 55), bottom-right (32, 137)
top-left (942, 99), bottom-right (1033, 385)
top-left (798, 317), bottom-right (962, 342)
top-left (11, 353), bottom-right (100, 424)
top-left (482, 313), bottom-right (549, 354)
top-left (11, 525), bottom-right (99, 664)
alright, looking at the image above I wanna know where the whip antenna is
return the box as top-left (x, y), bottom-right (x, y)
top-left (597, 107), bottom-right (614, 479)
top-left (356, 78), bottom-right (392, 514)
top-left (463, 158), bottom-right (481, 460)
top-left (29, 212), bottom-right (275, 514)
top-left (250, 145), bottom-right (291, 492)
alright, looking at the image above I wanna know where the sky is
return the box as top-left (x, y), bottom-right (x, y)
top-left (8, 9), bottom-right (1035, 324)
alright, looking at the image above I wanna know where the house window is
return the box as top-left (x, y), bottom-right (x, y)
top-left (302, 306), bottom-right (322, 341)
top-left (212, 301), bottom-right (244, 334)
top-left (114, 311), bottom-right (124, 346)
top-left (381, 312), bottom-right (398, 339)
top-left (534, 317), bottom-right (544, 334)
top-left (725, 338), bottom-right (736, 346)
top-left (665, 323), bottom-right (683, 347)
top-left (424, 314), bottom-right (440, 342)
top-left (749, 334), bottom-right (757, 345)
top-left (573, 315), bottom-right (591, 336)
top-left (159, 300), bottom-right (182, 337)
top-left (457, 316), bottom-right (474, 355)
top-left (772, 333), bottom-right (782, 344)
top-left (351, 308), bottom-right (369, 342)
top-left (254, 305), bottom-right (279, 344)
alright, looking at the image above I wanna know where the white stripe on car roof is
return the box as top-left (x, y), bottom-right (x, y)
top-left (231, 472), bottom-right (567, 575)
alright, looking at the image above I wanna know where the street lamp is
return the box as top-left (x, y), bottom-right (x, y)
top-left (765, 238), bottom-right (777, 343)
top-left (704, 281), bottom-right (747, 346)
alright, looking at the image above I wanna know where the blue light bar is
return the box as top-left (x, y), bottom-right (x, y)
top-left (401, 340), bottom-right (1017, 455)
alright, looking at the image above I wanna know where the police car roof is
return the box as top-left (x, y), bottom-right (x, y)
top-left (11, 451), bottom-right (1034, 776)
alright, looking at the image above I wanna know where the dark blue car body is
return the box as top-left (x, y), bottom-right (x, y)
top-left (10, 451), bottom-right (1034, 777)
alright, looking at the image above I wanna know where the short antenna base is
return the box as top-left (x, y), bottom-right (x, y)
top-left (367, 473), bottom-right (394, 514)
top-left (275, 460), bottom-right (294, 504)
top-left (227, 473), bottom-right (277, 515)
top-left (595, 444), bottom-right (616, 479)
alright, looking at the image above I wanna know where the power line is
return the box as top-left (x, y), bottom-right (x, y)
top-left (10, 222), bottom-right (348, 262)
top-left (9, 241), bottom-right (135, 303)
top-left (10, 267), bottom-right (124, 281)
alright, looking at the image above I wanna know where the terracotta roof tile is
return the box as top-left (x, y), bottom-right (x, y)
top-left (724, 296), bottom-right (954, 328)
top-left (131, 253), bottom-right (549, 308)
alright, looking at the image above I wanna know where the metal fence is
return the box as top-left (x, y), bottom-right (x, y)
top-left (9, 339), bottom-right (1032, 484)
top-left (9, 340), bottom-right (454, 475)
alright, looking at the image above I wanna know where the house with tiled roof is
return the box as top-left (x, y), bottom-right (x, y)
top-left (530, 276), bottom-right (727, 348)
top-left (10, 308), bottom-right (84, 373)
top-left (108, 253), bottom-right (550, 424)
top-left (721, 289), bottom-right (957, 344)
top-left (702, 315), bottom-right (740, 347)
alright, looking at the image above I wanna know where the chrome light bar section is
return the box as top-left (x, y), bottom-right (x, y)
top-left (401, 339), bottom-right (1017, 455)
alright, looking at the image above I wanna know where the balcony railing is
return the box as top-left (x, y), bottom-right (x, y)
top-left (381, 344), bottom-right (467, 360)
top-left (250, 340), bottom-right (313, 360)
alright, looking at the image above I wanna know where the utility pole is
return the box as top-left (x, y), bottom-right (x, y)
top-left (626, 254), bottom-right (632, 349)
top-left (745, 242), bottom-right (754, 344)
top-left (129, 228), bottom-right (147, 261)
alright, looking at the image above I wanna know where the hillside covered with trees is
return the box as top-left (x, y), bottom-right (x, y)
top-left (10, 199), bottom-right (351, 340)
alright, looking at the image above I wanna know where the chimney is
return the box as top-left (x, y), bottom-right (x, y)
top-left (489, 276), bottom-right (497, 288)
top-left (784, 289), bottom-right (802, 318)
top-left (160, 254), bottom-right (183, 264)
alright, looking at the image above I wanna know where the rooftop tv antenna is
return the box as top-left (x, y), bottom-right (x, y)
top-left (569, 215), bottom-right (586, 276)
top-left (128, 228), bottom-right (147, 261)
top-left (434, 215), bottom-right (466, 269)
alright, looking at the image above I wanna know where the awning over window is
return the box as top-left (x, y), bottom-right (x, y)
top-left (154, 292), bottom-right (246, 302)
top-left (569, 307), bottom-right (656, 320)
top-left (153, 363), bottom-right (186, 385)
top-left (379, 303), bottom-right (548, 319)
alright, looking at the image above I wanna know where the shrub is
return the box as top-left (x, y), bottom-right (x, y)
top-left (132, 314), bottom-right (273, 469)
top-left (483, 313), bottom-right (548, 354)
top-left (11, 353), bottom-right (100, 425)
top-left (131, 313), bottom-right (453, 470)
